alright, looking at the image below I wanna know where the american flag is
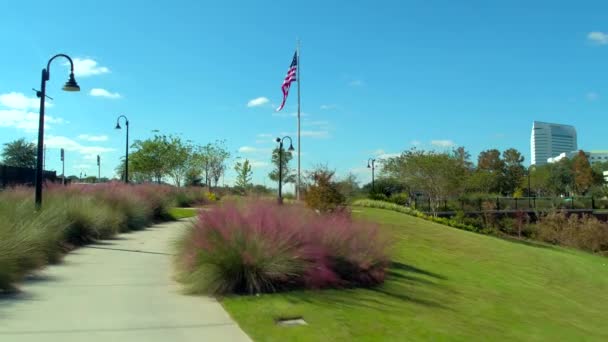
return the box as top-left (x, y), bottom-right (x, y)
top-left (276, 51), bottom-right (298, 111)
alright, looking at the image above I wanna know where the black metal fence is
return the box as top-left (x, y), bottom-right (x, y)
top-left (0, 165), bottom-right (57, 188)
top-left (412, 196), bottom-right (608, 212)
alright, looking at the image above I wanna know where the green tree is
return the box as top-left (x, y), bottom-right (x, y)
top-left (502, 148), bottom-right (525, 195)
top-left (234, 159), bottom-right (253, 193)
top-left (1, 138), bottom-right (36, 168)
top-left (476, 149), bottom-right (506, 194)
top-left (572, 151), bottom-right (594, 195)
top-left (335, 172), bottom-right (361, 199)
top-left (190, 141), bottom-right (230, 188)
top-left (269, 147), bottom-right (296, 185)
top-left (382, 149), bottom-right (467, 214)
top-left (304, 166), bottom-right (346, 212)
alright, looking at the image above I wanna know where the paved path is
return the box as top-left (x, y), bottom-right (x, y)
top-left (0, 220), bottom-right (251, 342)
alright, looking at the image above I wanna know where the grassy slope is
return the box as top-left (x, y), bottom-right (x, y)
top-left (222, 207), bottom-right (608, 342)
top-left (168, 207), bottom-right (199, 219)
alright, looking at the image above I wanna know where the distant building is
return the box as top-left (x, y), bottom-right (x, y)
top-left (531, 121), bottom-right (577, 166)
top-left (547, 150), bottom-right (608, 164)
top-left (604, 170), bottom-right (608, 184)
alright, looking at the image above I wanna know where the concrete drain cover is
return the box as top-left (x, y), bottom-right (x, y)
top-left (276, 317), bottom-right (308, 326)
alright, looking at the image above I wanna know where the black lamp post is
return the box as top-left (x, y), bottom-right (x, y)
top-left (367, 158), bottom-right (376, 192)
top-left (34, 54), bottom-right (80, 208)
top-left (60, 148), bottom-right (65, 185)
top-left (115, 115), bottom-right (129, 184)
top-left (276, 136), bottom-right (295, 204)
top-left (97, 155), bottom-right (101, 182)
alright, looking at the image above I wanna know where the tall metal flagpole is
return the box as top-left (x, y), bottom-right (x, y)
top-left (297, 39), bottom-right (301, 201)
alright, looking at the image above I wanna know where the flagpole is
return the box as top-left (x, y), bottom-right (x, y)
top-left (296, 39), bottom-right (301, 201)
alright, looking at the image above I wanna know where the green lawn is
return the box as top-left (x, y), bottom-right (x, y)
top-left (222, 207), bottom-right (608, 341)
top-left (168, 207), bottom-right (199, 219)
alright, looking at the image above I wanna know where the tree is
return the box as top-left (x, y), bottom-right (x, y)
top-left (382, 149), bottom-right (467, 214)
top-left (335, 172), bottom-right (361, 199)
top-left (234, 159), bottom-right (253, 193)
top-left (453, 146), bottom-right (474, 170)
top-left (304, 166), bottom-right (345, 212)
top-left (269, 147), bottom-right (296, 185)
top-left (163, 135), bottom-right (191, 187)
top-left (191, 141), bottom-right (230, 188)
top-left (129, 135), bottom-right (173, 183)
top-left (476, 149), bottom-right (505, 194)
top-left (572, 150), bottom-right (594, 195)
top-left (502, 148), bottom-right (525, 195)
top-left (1, 138), bottom-right (36, 168)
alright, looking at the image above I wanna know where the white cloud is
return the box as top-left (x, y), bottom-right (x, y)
top-left (0, 109), bottom-right (64, 132)
top-left (588, 31), bottom-right (608, 45)
top-left (349, 80), bottom-right (365, 87)
top-left (238, 146), bottom-right (272, 153)
top-left (373, 149), bottom-right (386, 156)
top-left (45, 135), bottom-right (115, 160)
top-left (586, 92), bottom-right (599, 101)
top-left (89, 88), bottom-right (121, 99)
top-left (257, 133), bottom-right (272, 138)
top-left (320, 104), bottom-right (337, 110)
top-left (410, 140), bottom-right (422, 146)
top-left (249, 160), bottom-right (269, 168)
top-left (247, 97), bottom-right (270, 107)
top-left (78, 134), bottom-right (108, 142)
top-left (300, 130), bottom-right (329, 138)
top-left (0, 92), bottom-right (52, 110)
top-left (69, 58), bottom-right (110, 77)
top-left (431, 139), bottom-right (455, 148)
top-left (304, 120), bottom-right (330, 128)
top-left (377, 153), bottom-right (400, 160)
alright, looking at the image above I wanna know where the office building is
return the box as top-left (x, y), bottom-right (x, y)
top-left (547, 150), bottom-right (608, 164)
top-left (531, 121), bottom-right (577, 166)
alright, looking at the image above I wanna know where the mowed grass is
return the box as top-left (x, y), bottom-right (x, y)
top-left (168, 207), bottom-right (199, 219)
top-left (222, 207), bottom-right (608, 341)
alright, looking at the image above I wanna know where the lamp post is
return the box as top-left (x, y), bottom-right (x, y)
top-left (115, 115), bottom-right (129, 184)
top-left (34, 54), bottom-right (80, 208)
top-left (97, 155), bottom-right (101, 182)
top-left (60, 148), bottom-right (65, 185)
top-left (367, 158), bottom-right (376, 192)
top-left (276, 136), bottom-right (295, 204)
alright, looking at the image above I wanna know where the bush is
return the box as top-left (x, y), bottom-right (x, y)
top-left (369, 193), bottom-right (389, 201)
top-left (304, 168), bottom-right (346, 212)
top-left (175, 200), bottom-right (390, 295)
top-left (388, 192), bottom-right (409, 206)
top-left (535, 212), bottom-right (608, 254)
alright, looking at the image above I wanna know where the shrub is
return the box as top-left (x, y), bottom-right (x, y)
top-left (175, 200), bottom-right (390, 295)
top-left (388, 192), bottom-right (409, 206)
top-left (369, 193), bottom-right (389, 201)
top-left (535, 212), bottom-right (608, 253)
top-left (304, 168), bottom-right (346, 212)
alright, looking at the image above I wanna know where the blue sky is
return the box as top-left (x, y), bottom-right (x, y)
top-left (1, 0), bottom-right (608, 187)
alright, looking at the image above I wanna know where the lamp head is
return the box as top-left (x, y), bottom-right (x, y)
top-left (115, 122), bottom-right (121, 130)
top-left (276, 137), bottom-right (281, 143)
top-left (62, 73), bottom-right (80, 92)
top-left (288, 143), bottom-right (295, 152)
top-left (367, 162), bottom-right (371, 168)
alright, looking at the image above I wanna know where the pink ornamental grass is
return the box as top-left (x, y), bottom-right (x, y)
top-left (176, 199), bottom-right (390, 295)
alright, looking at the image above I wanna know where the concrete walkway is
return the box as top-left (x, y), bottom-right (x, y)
top-left (0, 220), bottom-right (251, 342)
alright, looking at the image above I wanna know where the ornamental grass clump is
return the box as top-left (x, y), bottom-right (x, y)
top-left (175, 199), bottom-right (390, 295)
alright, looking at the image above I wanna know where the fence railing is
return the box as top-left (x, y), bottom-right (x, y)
top-left (0, 165), bottom-right (57, 188)
top-left (411, 196), bottom-right (608, 213)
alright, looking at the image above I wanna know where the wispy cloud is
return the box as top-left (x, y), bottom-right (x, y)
top-left (89, 88), bottom-right (121, 99)
top-left (249, 160), bottom-right (269, 168)
top-left (0, 92), bottom-right (52, 110)
top-left (78, 134), bottom-right (108, 142)
top-left (257, 133), bottom-right (272, 138)
top-left (0, 109), bottom-right (64, 132)
top-left (238, 146), bottom-right (271, 154)
top-left (45, 135), bottom-right (115, 160)
top-left (247, 97), bottom-right (270, 107)
top-left (410, 140), bottom-right (422, 146)
top-left (431, 139), bottom-right (455, 148)
top-left (301, 130), bottom-right (329, 138)
top-left (320, 104), bottom-right (337, 110)
top-left (69, 58), bottom-right (110, 77)
top-left (586, 91), bottom-right (599, 101)
top-left (348, 79), bottom-right (365, 87)
top-left (373, 149), bottom-right (386, 156)
top-left (587, 31), bottom-right (608, 45)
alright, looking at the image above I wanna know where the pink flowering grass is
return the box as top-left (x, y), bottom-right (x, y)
top-left (175, 199), bottom-right (391, 295)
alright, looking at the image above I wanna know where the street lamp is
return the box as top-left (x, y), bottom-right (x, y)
top-left (276, 136), bottom-right (295, 204)
top-left (34, 54), bottom-right (80, 208)
top-left (60, 148), bottom-right (65, 185)
top-left (97, 155), bottom-right (101, 182)
top-left (115, 115), bottom-right (129, 184)
top-left (367, 158), bottom-right (376, 192)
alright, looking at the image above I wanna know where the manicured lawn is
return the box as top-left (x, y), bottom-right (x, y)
top-left (222, 207), bottom-right (608, 341)
top-left (168, 207), bottom-right (199, 219)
